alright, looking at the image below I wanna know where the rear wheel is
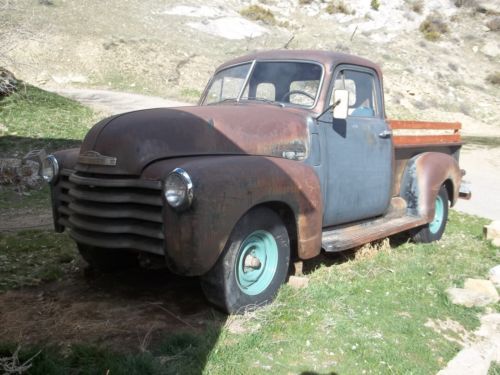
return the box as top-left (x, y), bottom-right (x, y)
top-left (77, 243), bottom-right (138, 272)
top-left (411, 185), bottom-right (449, 243)
top-left (200, 207), bottom-right (290, 314)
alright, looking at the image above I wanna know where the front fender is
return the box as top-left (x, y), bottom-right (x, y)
top-left (143, 156), bottom-right (323, 276)
top-left (400, 152), bottom-right (461, 221)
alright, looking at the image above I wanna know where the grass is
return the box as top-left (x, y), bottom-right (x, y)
top-left (0, 84), bottom-right (97, 158)
top-left (239, 5), bottom-right (276, 25)
top-left (463, 136), bottom-right (500, 148)
top-left (0, 211), bottom-right (498, 373)
top-left (419, 14), bottom-right (449, 41)
top-left (0, 231), bottom-right (77, 291)
top-left (0, 185), bottom-right (50, 210)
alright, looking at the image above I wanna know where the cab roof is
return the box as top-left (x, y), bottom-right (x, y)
top-left (217, 50), bottom-right (382, 77)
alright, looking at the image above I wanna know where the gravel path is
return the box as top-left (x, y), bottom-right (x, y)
top-left (52, 88), bottom-right (498, 221)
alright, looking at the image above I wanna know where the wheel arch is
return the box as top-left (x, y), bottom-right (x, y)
top-left (400, 152), bottom-right (461, 221)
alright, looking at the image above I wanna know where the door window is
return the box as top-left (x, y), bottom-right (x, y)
top-left (332, 69), bottom-right (378, 117)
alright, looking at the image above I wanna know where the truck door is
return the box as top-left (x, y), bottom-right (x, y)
top-left (320, 66), bottom-right (393, 226)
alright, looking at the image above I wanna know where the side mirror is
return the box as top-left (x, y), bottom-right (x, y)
top-left (332, 89), bottom-right (349, 120)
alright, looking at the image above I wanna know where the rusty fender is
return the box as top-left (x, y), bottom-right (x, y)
top-left (143, 155), bottom-right (323, 276)
top-left (399, 152), bottom-right (461, 221)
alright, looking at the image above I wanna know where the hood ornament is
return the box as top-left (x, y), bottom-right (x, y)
top-left (78, 151), bottom-right (117, 166)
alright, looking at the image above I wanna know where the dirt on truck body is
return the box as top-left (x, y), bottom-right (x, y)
top-left (37, 50), bottom-right (470, 313)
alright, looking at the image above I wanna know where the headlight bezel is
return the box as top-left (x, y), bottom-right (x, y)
top-left (41, 154), bottom-right (59, 183)
top-left (164, 168), bottom-right (194, 211)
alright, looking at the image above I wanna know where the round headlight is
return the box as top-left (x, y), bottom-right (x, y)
top-left (41, 155), bottom-right (59, 183)
top-left (164, 168), bottom-right (193, 210)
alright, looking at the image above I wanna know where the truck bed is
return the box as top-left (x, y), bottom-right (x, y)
top-left (389, 120), bottom-right (463, 198)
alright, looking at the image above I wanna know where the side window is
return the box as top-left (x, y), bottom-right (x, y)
top-left (332, 69), bottom-right (378, 118)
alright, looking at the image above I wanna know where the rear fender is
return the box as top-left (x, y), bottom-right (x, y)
top-left (400, 152), bottom-right (461, 221)
top-left (143, 156), bottom-right (323, 276)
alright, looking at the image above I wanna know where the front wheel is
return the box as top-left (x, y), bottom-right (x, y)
top-left (411, 185), bottom-right (449, 243)
top-left (200, 207), bottom-right (290, 314)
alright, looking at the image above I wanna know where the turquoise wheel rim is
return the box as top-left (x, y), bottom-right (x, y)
top-left (235, 230), bottom-right (279, 296)
top-left (429, 195), bottom-right (444, 234)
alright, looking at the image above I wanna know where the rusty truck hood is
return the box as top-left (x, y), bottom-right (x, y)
top-left (76, 104), bottom-right (310, 175)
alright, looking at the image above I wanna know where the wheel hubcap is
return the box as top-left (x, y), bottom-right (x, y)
top-left (429, 195), bottom-right (444, 234)
top-left (235, 230), bottom-right (278, 296)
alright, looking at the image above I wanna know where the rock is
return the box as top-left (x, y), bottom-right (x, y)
top-left (0, 67), bottom-right (18, 97)
top-left (489, 266), bottom-right (500, 286)
top-left (472, 46), bottom-right (479, 53)
top-left (481, 41), bottom-right (500, 58)
top-left (446, 287), bottom-right (496, 307)
top-left (484, 221), bottom-right (500, 241)
top-left (288, 276), bottom-right (309, 289)
top-left (487, 17), bottom-right (500, 31)
top-left (464, 278), bottom-right (499, 300)
top-left (493, 238), bottom-right (500, 248)
top-left (0, 158), bottom-right (41, 188)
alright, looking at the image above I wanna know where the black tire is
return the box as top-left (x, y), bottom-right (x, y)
top-left (200, 207), bottom-right (290, 314)
top-left (411, 185), bottom-right (449, 243)
top-left (77, 243), bottom-right (139, 272)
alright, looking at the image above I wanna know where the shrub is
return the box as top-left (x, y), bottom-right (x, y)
top-left (454, 0), bottom-right (477, 7)
top-left (240, 5), bottom-right (276, 25)
top-left (326, 0), bottom-right (354, 15)
top-left (419, 14), bottom-right (449, 41)
top-left (299, 0), bottom-right (314, 4)
top-left (486, 72), bottom-right (500, 85)
top-left (371, 0), bottom-right (380, 11)
top-left (410, 0), bottom-right (424, 13)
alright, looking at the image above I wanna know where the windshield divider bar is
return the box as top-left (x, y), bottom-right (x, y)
top-left (237, 60), bottom-right (256, 102)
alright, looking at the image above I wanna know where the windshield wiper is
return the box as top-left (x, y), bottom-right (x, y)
top-left (241, 97), bottom-right (285, 108)
top-left (206, 98), bottom-right (238, 106)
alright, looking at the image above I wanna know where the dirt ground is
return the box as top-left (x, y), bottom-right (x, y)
top-left (0, 265), bottom-right (218, 351)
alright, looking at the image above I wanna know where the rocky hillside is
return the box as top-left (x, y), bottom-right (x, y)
top-left (1, 0), bottom-right (499, 136)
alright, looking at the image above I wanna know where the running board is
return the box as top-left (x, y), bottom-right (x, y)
top-left (322, 215), bottom-right (427, 253)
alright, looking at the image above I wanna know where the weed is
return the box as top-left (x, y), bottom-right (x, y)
top-left (486, 72), bottom-right (500, 85)
top-left (454, 0), bottom-right (477, 7)
top-left (326, 0), bottom-right (354, 15)
top-left (240, 5), bottom-right (276, 25)
top-left (371, 0), bottom-right (380, 11)
top-left (299, 0), bottom-right (314, 4)
top-left (419, 14), bottom-right (449, 41)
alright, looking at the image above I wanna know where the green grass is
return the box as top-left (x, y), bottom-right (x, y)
top-left (0, 185), bottom-right (50, 210)
top-left (0, 84), bottom-right (97, 157)
top-left (463, 136), bottom-right (500, 148)
top-left (0, 211), bottom-right (498, 373)
top-left (0, 230), bottom-right (77, 291)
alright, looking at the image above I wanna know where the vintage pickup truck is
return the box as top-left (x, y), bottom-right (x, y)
top-left (40, 50), bottom-right (470, 313)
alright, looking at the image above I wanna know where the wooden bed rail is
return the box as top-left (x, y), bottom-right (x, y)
top-left (388, 120), bottom-right (462, 147)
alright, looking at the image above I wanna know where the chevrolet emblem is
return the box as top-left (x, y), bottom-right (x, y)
top-left (78, 151), bottom-right (117, 166)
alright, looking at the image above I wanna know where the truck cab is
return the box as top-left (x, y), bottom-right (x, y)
top-left (42, 50), bottom-right (466, 313)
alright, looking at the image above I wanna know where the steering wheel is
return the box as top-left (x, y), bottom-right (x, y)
top-left (280, 90), bottom-right (315, 102)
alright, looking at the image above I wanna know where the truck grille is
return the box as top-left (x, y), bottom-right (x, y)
top-left (56, 170), bottom-right (164, 255)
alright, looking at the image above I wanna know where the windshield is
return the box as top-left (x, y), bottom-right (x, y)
top-left (202, 61), bottom-right (323, 108)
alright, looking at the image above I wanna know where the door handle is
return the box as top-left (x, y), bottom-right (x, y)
top-left (379, 130), bottom-right (392, 138)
